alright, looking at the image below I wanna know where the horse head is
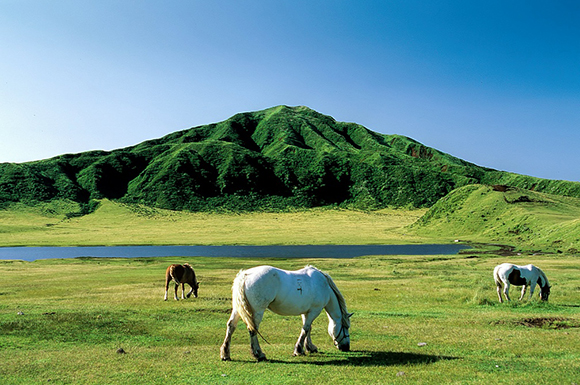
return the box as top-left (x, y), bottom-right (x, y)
top-left (192, 281), bottom-right (200, 298)
top-left (185, 280), bottom-right (199, 298)
top-left (540, 285), bottom-right (551, 301)
top-left (329, 312), bottom-right (352, 352)
top-left (182, 263), bottom-right (200, 298)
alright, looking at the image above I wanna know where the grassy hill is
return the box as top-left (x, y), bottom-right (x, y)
top-left (3, 105), bottom-right (580, 212)
top-left (412, 184), bottom-right (580, 253)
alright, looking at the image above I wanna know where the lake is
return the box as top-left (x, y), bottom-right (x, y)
top-left (0, 244), bottom-right (470, 262)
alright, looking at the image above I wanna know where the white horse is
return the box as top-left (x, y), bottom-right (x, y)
top-left (220, 265), bottom-right (352, 361)
top-left (493, 263), bottom-right (551, 303)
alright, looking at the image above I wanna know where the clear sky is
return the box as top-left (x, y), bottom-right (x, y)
top-left (1, 1), bottom-right (579, 181)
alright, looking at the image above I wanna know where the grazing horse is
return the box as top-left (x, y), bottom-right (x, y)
top-left (220, 265), bottom-right (352, 362)
top-left (164, 263), bottom-right (199, 301)
top-left (493, 263), bottom-right (551, 303)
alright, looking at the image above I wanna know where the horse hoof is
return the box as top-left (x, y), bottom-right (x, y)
top-left (256, 355), bottom-right (267, 362)
top-left (221, 357), bottom-right (231, 361)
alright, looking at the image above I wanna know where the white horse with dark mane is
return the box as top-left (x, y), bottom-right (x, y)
top-left (493, 263), bottom-right (551, 303)
top-left (220, 265), bottom-right (352, 361)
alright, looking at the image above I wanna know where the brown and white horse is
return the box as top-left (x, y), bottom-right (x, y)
top-left (164, 263), bottom-right (199, 301)
top-left (493, 263), bottom-right (551, 303)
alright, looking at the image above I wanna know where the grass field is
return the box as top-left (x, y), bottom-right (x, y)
top-left (1, 194), bottom-right (579, 384)
top-left (0, 199), bottom-right (429, 247)
top-left (4, 184), bottom-right (580, 253)
top-left (0, 254), bottom-right (578, 384)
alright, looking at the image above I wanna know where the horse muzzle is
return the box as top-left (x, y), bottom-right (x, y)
top-left (338, 342), bottom-right (350, 352)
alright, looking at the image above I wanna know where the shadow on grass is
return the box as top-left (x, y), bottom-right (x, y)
top-left (265, 350), bottom-right (459, 367)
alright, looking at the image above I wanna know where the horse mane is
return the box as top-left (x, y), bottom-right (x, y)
top-left (183, 263), bottom-right (197, 281)
top-left (537, 267), bottom-right (551, 288)
top-left (309, 266), bottom-right (350, 329)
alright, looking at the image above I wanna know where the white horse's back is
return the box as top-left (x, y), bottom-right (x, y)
top-left (241, 266), bottom-right (331, 316)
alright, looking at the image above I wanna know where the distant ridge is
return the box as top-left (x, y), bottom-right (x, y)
top-left (1, 105), bottom-right (580, 211)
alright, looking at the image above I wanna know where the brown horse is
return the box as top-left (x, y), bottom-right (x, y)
top-left (164, 263), bottom-right (199, 301)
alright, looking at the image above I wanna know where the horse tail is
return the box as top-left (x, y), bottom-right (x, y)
top-left (165, 265), bottom-right (173, 287)
top-left (230, 269), bottom-right (270, 344)
top-left (493, 265), bottom-right (503, 288)
top-left (231, 269), bottom-right (258, 334)
top-left (169, 264), bottom-right (182, 284)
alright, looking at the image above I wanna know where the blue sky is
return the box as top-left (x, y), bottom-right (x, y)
top-left (1, 1), bottom-right (579, 181)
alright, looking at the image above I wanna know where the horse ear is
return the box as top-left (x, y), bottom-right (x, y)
top-left (348, 312), bottom-right (354, 318)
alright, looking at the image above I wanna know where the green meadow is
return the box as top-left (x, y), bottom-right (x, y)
top-left (1, 186), bottom-right (579, 384)
top-left (0, 199), bottom-right (428, 247)
top-left (0, 255), bottom-right (578, 384)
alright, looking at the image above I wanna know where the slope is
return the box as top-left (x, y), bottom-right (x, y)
top-left (411, 184), bottom-right (580, 253)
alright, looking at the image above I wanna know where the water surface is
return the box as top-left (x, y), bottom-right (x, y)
top-left (0, 244), bottom-right (470, 262)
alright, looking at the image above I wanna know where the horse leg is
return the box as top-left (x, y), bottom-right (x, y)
top-left (496, 283), bottom-right (504, 303)
top-left (186, 283), bottom-right (194, 299)
top-left (305, 328), bottom-right (318, 353)
top-left (173, 283), bottom-right (179, 300)
top-left (519, 285), bottom-right (527, 301)
top-left (164, 277), bottom-right (171, 301)
top-left (503, 283), bottom-right (511, 301)
top-left (181, 283), bottom-right (186, 299)
top-left (528, 282), bottom-right (537, 300)
top-left (220, 309), bottom-right (240, 361)
top-left (293, 314), bottom-right (309, 356)
top-left (294, 310), bottom-right (321, 356)
top-left (249, 310), bottom-right (267, 362)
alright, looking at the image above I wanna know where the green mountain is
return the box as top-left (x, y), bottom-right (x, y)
top-left (1, 105), bottom-right (580, 211)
